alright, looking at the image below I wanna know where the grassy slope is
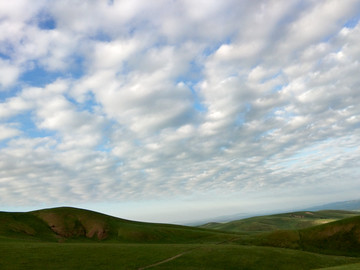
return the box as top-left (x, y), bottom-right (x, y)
top-left (0, 211), bottom-right (57, 242)
top-left (0, 207), bottom-right (238, 244)
top-left (299, 215), bottom-right (360, 256)
top-left (200, 210), bottom-right (359, 233)
top-left (236, 215), bottom-right (360, 257)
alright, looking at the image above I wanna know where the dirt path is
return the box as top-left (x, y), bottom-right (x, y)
top-left (137, 250), bottom-right (192, 270)
top-left (137, 237), bottom-right (241, 269)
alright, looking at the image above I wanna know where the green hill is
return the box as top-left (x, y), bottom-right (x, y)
top-left (299, 215), bottom-right (360, 256)
top-left (200, 210), bottom-right (359, 233)
top-left (238, 215), bottom-right (360, 257)
top-left (0, 211), bottom-right (55, 241)
top-left (0, 207), bottom-right (237, 244)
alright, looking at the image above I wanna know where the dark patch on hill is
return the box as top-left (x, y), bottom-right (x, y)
top-left (32, 207), bottom-right (112, 240)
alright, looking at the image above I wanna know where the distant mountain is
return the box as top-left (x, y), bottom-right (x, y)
top-left (305, 199), bottom-right (360, 211)
top-left (0, 207), bottom-right (236, 243)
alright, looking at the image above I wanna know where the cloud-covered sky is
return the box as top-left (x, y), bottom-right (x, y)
top-left (1, 0), bottom-right (360, 223)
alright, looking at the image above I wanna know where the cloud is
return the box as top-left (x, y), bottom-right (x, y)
top-left (0, 124), bottom-right (20, 141)
top-left (279, 0), bottom-right (360, 52)
top-left (0, 59), bottom-right (20, 88)
top-left (0, 95), bottom-right (32, 119)
top-left (0, 0), bottom-right (359, 219)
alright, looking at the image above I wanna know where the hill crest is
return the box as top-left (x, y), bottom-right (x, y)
top-left (0, 206), bottom-right (236, 243)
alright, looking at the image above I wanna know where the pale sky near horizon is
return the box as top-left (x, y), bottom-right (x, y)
top-left (1, 0), bottom-right (360, 224)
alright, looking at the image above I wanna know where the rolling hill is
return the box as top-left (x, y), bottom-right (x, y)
top-left (200, 210), bottom-right (359, 233)
top-left (235, 215), bottom-right (360, 257)
top-left (0, 207), bottom-right (237, 243)
top-left (299, 215), bottom-right (360, 255)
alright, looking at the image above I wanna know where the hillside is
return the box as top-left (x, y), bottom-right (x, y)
top-left (300, 215), bottom-right (360, 256)
top-left (237, 215), bottom-right (360, 257)
top-left (200, 210), bottom-right (359, 233)
top-left (0, 207), bottom-right (237, 243)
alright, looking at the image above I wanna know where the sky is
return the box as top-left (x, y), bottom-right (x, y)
top-left (0, 0), bottom-right (360, 224)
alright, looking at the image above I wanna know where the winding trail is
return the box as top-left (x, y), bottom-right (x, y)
top-left (137, 250), bottom-right (192, 270)
top-left (137, 237), bottom-right (240, 270)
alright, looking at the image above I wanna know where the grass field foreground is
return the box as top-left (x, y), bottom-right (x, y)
top-left (0, 242), bottom-right (359, 270)
top-left (152, 245), bottom-right (360, 270)
top-left (0, 242), bottom-right (193, 270)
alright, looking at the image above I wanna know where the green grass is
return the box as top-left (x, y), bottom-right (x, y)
top-left (200, 210), bottom-right (359, 233)
top-left (153, 245), bottom-right (360, 270)
top-left (0, 242), bottom-right (359, 270)
top-left (0, 242), bottom-right (191, 270)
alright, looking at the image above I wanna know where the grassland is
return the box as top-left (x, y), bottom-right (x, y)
top-left (0, 242), bottom-right (190, 270)
top-left (152, 245), bottom-right (360, 270)
top-left (1, 207), bottom-right (360, 269)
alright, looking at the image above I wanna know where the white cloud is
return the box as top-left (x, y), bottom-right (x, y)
top-left (0, 0), bottom-right (44, 23)
top-left (0, 0), bottom-right (360, 222)
top-left (0, 95), bottom-right (32, 119)
top-left (282, 0), bottom-right (359, 50)
top-left (0, 59), bottom-right (20, 88)
top-left (0, 125), bottom-right (20, 141)
top-left (89, 38), bottom-right (141, 71)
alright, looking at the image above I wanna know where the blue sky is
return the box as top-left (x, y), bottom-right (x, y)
top-left (1, 0), bottom-right (360, 224)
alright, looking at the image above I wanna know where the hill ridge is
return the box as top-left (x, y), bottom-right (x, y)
top-left (200, 209), bottom-right (359, 233)
top-left (0, 206), bottom-right (237, 243)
